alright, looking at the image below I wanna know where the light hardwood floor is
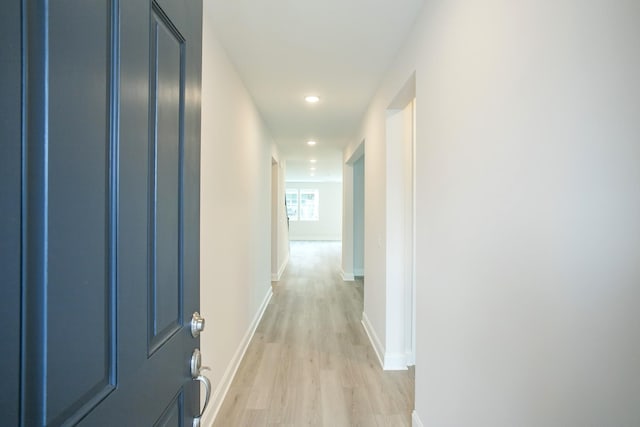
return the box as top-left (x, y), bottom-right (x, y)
top-left (213, 241), bottom-right (414, 427)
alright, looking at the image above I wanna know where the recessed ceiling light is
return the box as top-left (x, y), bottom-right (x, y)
top-left (310, 159), bottom-right (317, 163)
top-left (305, 95), bottom-right (320, 103)
top-left (307, 140), bottom-right (316, 146)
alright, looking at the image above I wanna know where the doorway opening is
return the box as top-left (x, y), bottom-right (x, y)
top-left (271, 157), bottom-right (289, 281)
top-left (353, 155), bottom-right (365, 278)
top-left (342, 141), bottom-right (365, 281)
top-left (386, 73), bottom-right (416, 367)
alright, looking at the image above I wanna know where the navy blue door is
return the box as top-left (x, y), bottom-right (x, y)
top-left (11, 0), bottom-right (202, 425)
top-left (0, 0), bottom-right (23, 425)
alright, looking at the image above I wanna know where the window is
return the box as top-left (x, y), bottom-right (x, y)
top-left (285, 188), bottom-right (319, 221)
top-left (299, 189), bottom-right (319, 221)
top-left (285, 189), bottom-right (298, 220)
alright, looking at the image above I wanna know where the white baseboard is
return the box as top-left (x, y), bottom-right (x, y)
top-left (412, 410), bottom-right (424, 427)
top-left (341, 269), bottom-right (355, 281)
top-left (383, 352), bottom-right (408, 371)
top-left (271, 252), bottom-right (289, 281)
top-left (361, 312), bottom-right (384, 369)
top-left (202, 287), bottom-right (273, 427)
top-left (405, 350), bottom-right (415, 367)
top-left (361, 312), bottom-right (408, 371)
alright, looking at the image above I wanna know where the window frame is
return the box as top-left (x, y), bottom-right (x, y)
top-left (285, 188), bottom-right (320, 222)
top-left (298, 189), bottom-right (319, 221)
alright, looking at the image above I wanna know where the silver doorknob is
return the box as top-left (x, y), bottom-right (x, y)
top-left (190, 348), bottom-right (212, 427)
top-left (192, 373), bottom-right (211, 427)
top-left (191, 312), bottom-right (205, 338)
top-left (190, 348), bottom-right (202, 378)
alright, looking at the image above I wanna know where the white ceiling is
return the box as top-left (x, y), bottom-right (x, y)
top-left (206, 0), bottom-right (424, 181)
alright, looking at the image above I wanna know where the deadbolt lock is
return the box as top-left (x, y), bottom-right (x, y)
top-left (191, 311), bottom-right (205, 338)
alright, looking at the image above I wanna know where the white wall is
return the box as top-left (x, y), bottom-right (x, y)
top-left (287, 181), bottom-right (342, 241)
top-left (351, 0), bottom-right (640, 425)
top-left (200, 4), bottom-right (278, 423)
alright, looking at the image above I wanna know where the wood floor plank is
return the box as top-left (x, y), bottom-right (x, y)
top-left (293, 381), bottom-right (322, 425)
top-left (246, 343), bottom-right (282, 409)
top-left (319, 370), bottom-right (350, 427)
top-left (344, 385), bottom-right (378, 427)
top-left (239, 409), bottom-right (269, 427)
top-left (212, 386), bottom-right (252, 427)
top-left (212, 241), bottom-right (414, 426)
top-left (266, 345), bottom-right (296, 424)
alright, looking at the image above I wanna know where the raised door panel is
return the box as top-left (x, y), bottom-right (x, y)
top-left (22, 0), bottom-right (117, 425)
top-left (153, 391), bottom-right (183, 427)
top-left (149, 7), bottom-right (185, 354)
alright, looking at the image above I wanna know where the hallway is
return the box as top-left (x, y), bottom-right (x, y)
top-left (213, 241), bottom-right (414, 426)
